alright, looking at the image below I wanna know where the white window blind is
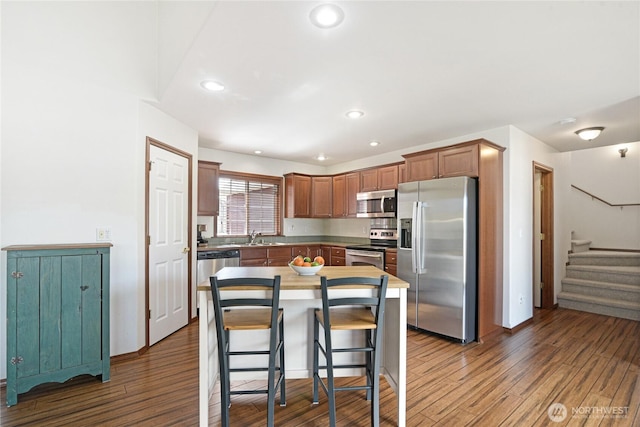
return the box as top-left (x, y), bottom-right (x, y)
top-left (217, 171), bottom-right (282, 236)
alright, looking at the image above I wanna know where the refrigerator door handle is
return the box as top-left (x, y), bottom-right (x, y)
top-left (415, 201), bottom-right (428, 274)
top-left (412, 201), bottom-right (419, 273)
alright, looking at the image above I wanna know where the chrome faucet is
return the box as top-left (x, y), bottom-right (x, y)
top-left (249, 230), bottom-right (261, 244)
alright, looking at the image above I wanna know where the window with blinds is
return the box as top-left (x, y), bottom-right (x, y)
top-left (217, 171), bottom-right (282, 236)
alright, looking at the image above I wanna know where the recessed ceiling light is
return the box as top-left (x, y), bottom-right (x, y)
top-left (309, 3), bottom-right (344, 29)
top-left (559, 117), bottom-right (576, 125)
top-left (575, 127), bottom-right (605, 141)
top-left (369, 141), bottom-right (380, 147)
top-left (254, 150), bottom-right (262, 154)
top-left (316, 154), bottom-right (327, 161)
top-left (345, 110), bottom-right (364, 119)
top-left (200, 80), bottom-right (225, 92)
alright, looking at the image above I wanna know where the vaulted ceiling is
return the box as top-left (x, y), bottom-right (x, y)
top-left (153, 1), bottom-right (640, 165)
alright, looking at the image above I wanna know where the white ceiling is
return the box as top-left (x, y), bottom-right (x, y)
top-left (154, 1), bottom-right (640, 166)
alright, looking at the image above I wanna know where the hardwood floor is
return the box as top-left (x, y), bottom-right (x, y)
top-left (1, 308), bottom-right (638, 426)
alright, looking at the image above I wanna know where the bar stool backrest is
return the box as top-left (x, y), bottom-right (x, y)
top-left (319, 275), bottom-right (389, 327)
top-left (210, 276), bottom-right (282, 331)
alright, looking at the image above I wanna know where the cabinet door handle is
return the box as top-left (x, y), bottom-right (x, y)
top-left (11, 271), bottom-right (24, 279)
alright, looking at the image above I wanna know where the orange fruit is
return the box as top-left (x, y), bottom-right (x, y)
top-left (303, 262), bottom-right (312, 267)
top-left (314, 256), bottom-right (325, 265)
top-left (293, 256), bottom-right (304, 266)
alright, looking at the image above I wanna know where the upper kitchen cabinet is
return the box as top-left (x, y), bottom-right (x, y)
top-left (332, 172), bottom-right (359, 218)
top-left (284, 173), bottom-right (311, 218)
top-left (311, 176), bottom-right (332, 218)
top-left (360, 164), bottom-right (399, 192)
top-left (332, 174), bottom-right (346, 217)
top-left (403, 141), bottom-right (481, 182)
top-left (197, 161), bottom-right (220, 216)
top-left (438, 144), bottom-right (479, 178)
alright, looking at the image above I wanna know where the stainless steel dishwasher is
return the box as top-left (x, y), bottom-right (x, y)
top-left (195, 249), bottom-right (240, 314)
top-left (197, 249), bottom-right (241, 286)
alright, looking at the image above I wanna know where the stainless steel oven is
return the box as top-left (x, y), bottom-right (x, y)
top-left (345, 225), bottom-right (397, 270)
top-left (345, 247), bottom-right (385, 270)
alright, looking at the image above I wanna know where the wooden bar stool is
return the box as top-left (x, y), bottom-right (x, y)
top-left (210, 275), bottom-right (286, 427)
top-left (312, 275), bottom-right (389, 427)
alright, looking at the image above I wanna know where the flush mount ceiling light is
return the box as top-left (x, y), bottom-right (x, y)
top-left (200, 80), bottom-right (225, 92)
top-left (345, 110), bottom-right (364, 119)
top-left (309, 3), bottom-right (345, 29)
top-left (369, 141), bottom-right (380, 147)
top-left (575, 127), bottom-right (605, 141)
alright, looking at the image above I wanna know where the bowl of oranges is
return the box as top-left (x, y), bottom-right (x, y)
top-left (289, 255), bottom-right (325, 275)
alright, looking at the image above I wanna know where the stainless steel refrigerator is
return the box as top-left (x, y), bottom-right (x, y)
top-left (397, 176), bottom-right (477, 343)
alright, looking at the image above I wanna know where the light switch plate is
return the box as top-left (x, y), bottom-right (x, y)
top-left (96, 227), bottom-right (112, 241)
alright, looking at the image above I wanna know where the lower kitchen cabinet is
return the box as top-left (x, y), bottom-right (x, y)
top-left (330, 247), bottom-right (346, 266)
top-left (3, 243), bottom-right (112, 406)
top-left (385, 248), bottom-right (397, 276)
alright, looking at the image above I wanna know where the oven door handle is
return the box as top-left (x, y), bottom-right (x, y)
top-left (348, 251), bottom-right (383, 258)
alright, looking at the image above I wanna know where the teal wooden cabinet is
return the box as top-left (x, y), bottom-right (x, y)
top-left (3, 243), bottom-right (111, 406)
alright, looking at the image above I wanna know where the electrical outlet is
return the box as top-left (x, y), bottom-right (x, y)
top-left (96, 227), bottom-right (112, 241)
top-left (518, 295), bottom-right (524, 304)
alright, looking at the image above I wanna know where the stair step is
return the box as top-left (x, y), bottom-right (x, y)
top-left (568, 251), bottom-right (640, 267)
top-left (557, 292), bottom-right (640, 321)
top-left (565, 265), bottom-right (640, 285)
top-left (560, 277), bottom-right (640, 302)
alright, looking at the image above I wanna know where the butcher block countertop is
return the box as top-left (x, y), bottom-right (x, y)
top-left (196, 265), bottom-right (408, 291)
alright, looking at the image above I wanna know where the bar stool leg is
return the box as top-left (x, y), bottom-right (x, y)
top-left (324, 323), bottom-right (337, 427)
top-left (279, 316), bottom-right (286, 406)
top-left (220, 331), bottom-right (231, 427)
top-left (312, 313), bottom-right (320, 404)
top-left (365, 329), bottom-right (372, 401)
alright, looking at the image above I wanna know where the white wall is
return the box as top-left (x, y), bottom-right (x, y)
top-left (504, 127), bottom-right (572, 328)
top-left (569, 142), bottom-right (640, 250)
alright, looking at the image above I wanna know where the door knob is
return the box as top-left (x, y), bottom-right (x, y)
top-left (183, 247), bottom-right (191, 253)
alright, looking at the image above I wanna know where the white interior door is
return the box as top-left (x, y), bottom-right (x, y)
top-left (149, 144), bottom-right (189, 345)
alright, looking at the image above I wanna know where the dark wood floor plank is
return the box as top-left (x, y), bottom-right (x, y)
top-left (1, 308), bottom-right (638, 426)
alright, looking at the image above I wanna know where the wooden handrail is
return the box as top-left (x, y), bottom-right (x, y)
top-left (571, 185), bottom-right (640, 207)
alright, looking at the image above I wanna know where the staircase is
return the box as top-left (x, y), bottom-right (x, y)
top-left (558, 250), bottom-right (640, 321)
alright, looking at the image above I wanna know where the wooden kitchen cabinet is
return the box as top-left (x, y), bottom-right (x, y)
top-left (3, 243), bottom-right (111, 406)
top-left (403, 142), bottom-right (479, 182)
top-left (332, 173), bottom-right (359, 218)
top-left (239, 247), bottom-right (267, 266)
top-left (291, 245), bottom-right (322, 258)
top-left (284, 173), bottom-right (311, 218)
top-left (345, 172), bottom-right (360, 217)
top-left (311, 176), bottom-right (332, 218)
top-left (266, 247), bottom-right (291, 266)
top-left (438, 144), bottom-right (479, 178)
top-left (197, 161), bottom-right (220, 216)
top-left (403, 151), bottom-right (439, 182)
top-left (240, 247), bottom-right (292, 266)
top-left (385, 248), bottom-right (397, 276)
top-left (330, 247), bottom-right (346, 266)
top-left (332, 174), bottom-right (346, 217)
top-left (359, 165), bottom-right (399, 192)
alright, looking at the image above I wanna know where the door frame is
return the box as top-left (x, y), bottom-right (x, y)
top-left (145, 137), bottom-right (193, 348)
top-left (532, 162), bottom-right (554, 308)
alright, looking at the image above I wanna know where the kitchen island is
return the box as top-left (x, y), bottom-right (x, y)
top-left (197, 265), bottom-right (408, 426)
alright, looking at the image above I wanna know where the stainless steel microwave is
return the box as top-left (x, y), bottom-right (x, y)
top-left (356, 189), bottom-right (397, 218)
